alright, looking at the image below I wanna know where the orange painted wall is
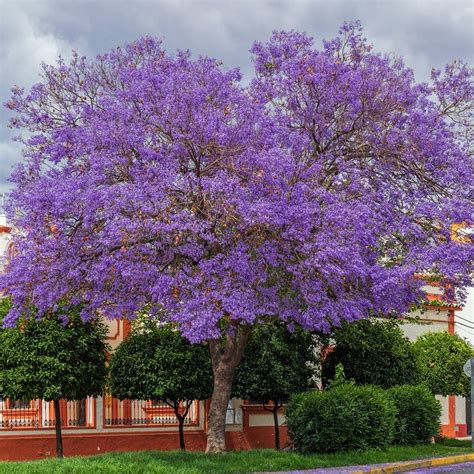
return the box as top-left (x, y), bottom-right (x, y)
top-left (439, 395), bottom-right (468, 438)
top-left (241, 405), bottom-right (289, 449)
top-left (0, 431), bottom-right (207, 461)
top-left (0, 427), bottom-right (286, 461)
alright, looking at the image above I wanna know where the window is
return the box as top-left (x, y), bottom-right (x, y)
top-left (9, 399), bottom-right (31, 410)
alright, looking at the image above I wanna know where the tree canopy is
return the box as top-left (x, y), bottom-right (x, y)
top-left (0, 299), bottom-right (108, 401)
top-left (413, 331), bottom-right (473, 397)
top-left (2, 23), bottom-right (472, 339)
top-left (232, 321), bottom-right (317, 404)
top-left (2, 21), bottom-right (472, 452)
top-left (322, 318), bottom-right (421, 389)
top-left (109, 322), bottom-right (213, 449)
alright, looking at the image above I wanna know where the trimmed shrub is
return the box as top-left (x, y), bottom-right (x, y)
top-left (285, 384), bottom-right (396, 453)
top-left (388, 385), bottom-right (441, 445)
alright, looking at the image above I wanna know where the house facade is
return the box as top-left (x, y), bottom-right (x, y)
top-left (401, 285), bottom-right (467, 438)
top-left (0, 208), bottom-right (470, 460)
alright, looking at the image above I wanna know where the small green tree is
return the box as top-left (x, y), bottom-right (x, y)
top-left (413, 331), bottom-right (473, 397)
top-left (326, 363), bottom-right (355, 389)
top-left (232, 321), bottom-right (318, 449)
top-left (0, 299), bottom-right (108, 458)
top-left (109, 322), bottom-right (213, 450)
top-left (322, 318), bottom-right (421, 389)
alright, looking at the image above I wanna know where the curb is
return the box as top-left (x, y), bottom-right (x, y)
top-left (351, 453), bottom-right (474, 473)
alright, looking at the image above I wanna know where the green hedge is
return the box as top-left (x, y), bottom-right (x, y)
top-left (285, 384), bottom-right (396, 453)
top-left (388, 385), bottom-right (441, 445)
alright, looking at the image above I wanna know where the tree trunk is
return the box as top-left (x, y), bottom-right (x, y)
top-left (177, 415), bottom-right (185, 450)
top-left (53, 399), bottom-right (64, 458)
top-left (173, 402), bottom-right (190, 451)
top-left (272, 403), bottom-right (281, 450)
top-left (206, 361), bottom-right (234, 453)
top-left (264, 400), bottom-right (282, 450)
top-left (206, 325), bottom-right (251, 453)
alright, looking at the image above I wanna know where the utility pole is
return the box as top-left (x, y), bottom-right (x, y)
top-left (463, 358), bottom-right (474, 449)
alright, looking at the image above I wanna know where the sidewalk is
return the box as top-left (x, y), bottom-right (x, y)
top-left (260, 453), bottom-right (474, 474)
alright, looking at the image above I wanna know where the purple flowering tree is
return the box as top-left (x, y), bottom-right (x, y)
top-left (2, 22), bottom-right (473, 452)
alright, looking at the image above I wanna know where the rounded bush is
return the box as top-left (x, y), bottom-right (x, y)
top-left (388, 385), bottom-right (441, 445)
top-left (285, 384), bottom-right (396, 453)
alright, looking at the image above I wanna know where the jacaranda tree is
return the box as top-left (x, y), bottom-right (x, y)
top-left (1, 22), bottom-right (473, 452)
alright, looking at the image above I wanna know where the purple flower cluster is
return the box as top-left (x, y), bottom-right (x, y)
top-left (2, 22), bottom-right (473, 342)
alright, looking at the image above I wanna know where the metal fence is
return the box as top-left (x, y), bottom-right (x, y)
top-left (0, 398), bottom-right (94, 429)
top-left (0, 396), bottom-right (199, 430)
top-left (103, 394), bottom-right (199, 427)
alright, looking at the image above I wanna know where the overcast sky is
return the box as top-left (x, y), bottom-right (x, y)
top-left (0, 0), bottom-right (473, 332)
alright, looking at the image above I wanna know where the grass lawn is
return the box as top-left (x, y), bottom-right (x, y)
top-left (2, 439), bottom-right (472, 473)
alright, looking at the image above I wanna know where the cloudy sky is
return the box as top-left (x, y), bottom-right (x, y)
top-left (0, 0), bottom-right (473, 331)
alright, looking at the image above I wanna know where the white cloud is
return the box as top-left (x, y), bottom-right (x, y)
top-left (0, 141), bottom-right (21, 194)
top-left (0, 0), bottom-right (79, 181)
top-left (1, 1), bottom-right (74, 91)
